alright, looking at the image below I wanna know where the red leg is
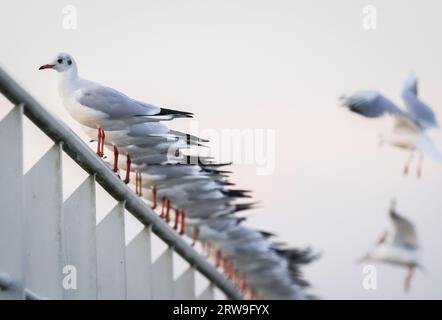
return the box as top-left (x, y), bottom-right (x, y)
top-left (404, 265), bottom-right (415, 292)
top-left (135, 170), bottom-right (143, 196)
top-left (226, 260), bottom-right (233, 280)
top-left (229, 262), bottom-right (235, 281)
top-left (96, 128), bottom-right (102, 157)
top-left (151, 186), bottom-right (157, 209)
top-left (113, 145), bottom-right (119, 173)
top-left (135, 171), bottom-right (139, 195)
top-left (138, 171), bottom-right (143, 197)
top-left (160, 197), bottom-right (166, 219)
top-left (250, 288), bottom-right (258, 300)
top-left (403, 151), bottom-right (414, 176)
top-left (179, 211), bottom-right (186, 235)
top-left (173, 209), bottom-right (180, 229)
top-left (165, 199), bottom-right (170, 223)
top-left (233, 271), bottom-right (237, 286)
top-left (215, 249), bottom-right (222, 268)
top-left (205, 242), bottom-right (212, 258)
top-left (417, 152), bottom-right (424, 178)
top-left (221, 258), bottom-right (227, 274)
top-left (123, 154), bottom-right (131, 184)
top-left (100, 129), bottom-right (106, 157)
top-left (96, 129), bottom-right (100, 156)
top-left (240, 274), bottom-right (248, 292)
top-left (224, 259), bottom-right (230, 278)
top-left (191, 226), bottom-right (200, 247)
top-left (246, 287), bottom-right (253, 300)
top-left (202, 241), bottom-right (209, 257)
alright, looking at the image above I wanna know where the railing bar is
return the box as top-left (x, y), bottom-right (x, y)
top-left (25, 289), bottom-right (43, 300)
top-left (0, 272), bottom-right (44, 300)
top-left (0, 67), bottom-right (241, 300)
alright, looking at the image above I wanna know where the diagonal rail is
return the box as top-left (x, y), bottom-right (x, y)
top-left (0, 66), bottom-right (242, 300)
top-left (0, 272), bottom-right (43, 300)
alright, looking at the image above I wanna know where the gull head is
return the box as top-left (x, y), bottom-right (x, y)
top-left (39, 52), bottom-right (77, 73)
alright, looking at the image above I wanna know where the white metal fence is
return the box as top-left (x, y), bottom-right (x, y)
top-left (0, 67), bottom-right (242, 300)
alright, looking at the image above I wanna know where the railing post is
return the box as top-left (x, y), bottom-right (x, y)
top-left (62, 175), bottom-right (98, 299)
top-left (152, 247), bottom-right (174, 299)
top-left (23, 143), bottom-right (64, 299)
top-left (126, 227), bottom-right (153, 299)
top-left (0, 105), bottom-right (25, 299)
top-left (174, 266), bottom-right (196, 300)
top-left (199, 283), bottom-right (215, 300)
top-left (96, 202), bottom-right (127, 299)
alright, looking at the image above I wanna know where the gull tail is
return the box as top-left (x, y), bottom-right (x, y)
top-left (415, 135), bottom-right (442, 163)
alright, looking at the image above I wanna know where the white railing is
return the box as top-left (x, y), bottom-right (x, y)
top-left (0, 67), bottom-right (242, 300)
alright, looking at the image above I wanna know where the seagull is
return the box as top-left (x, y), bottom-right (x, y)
top-left (37, 52), bottom-right (317, 300)
top-left (358, 199), bottom-right (422, 292)
top-left (39, 52), bottom-right (193, 157)
top-left (82, 122), bottom-right (206, 177)
top-left (340, 75), bottom-right (442, 177)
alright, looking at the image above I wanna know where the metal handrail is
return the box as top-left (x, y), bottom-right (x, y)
top-left (0, 273), bottom-right (44, 300)
top-left (0, 66), bottom-right (242, 300)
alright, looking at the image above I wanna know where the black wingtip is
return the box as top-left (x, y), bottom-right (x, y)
top-left (159, 107), bottom-right (194, 118)
top-left (221, 189), bottom-right (253, 198)
top-left (235, 202), bottom-right (259, 212)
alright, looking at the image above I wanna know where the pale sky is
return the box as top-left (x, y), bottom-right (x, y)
top-left (1, 0), bottom-right (442, 299)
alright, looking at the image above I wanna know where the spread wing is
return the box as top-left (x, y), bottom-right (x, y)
top-left (389, 208), bottom-right (418, 249)
top-left (340, 90), bottom-right (404, 118)
top-left (401, 76), bottom-right (439, 130)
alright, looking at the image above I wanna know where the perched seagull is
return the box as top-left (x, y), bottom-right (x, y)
top-left (82, 122), bottom-right (205, 177)
top-left (36, 52), bottom-right (318, 300)
top-left (358, 200), bottom-right (421, 292)
top-left (39, 52), bottom-right (193, 157)
top-left (340, 76), bottom-right (442, 177)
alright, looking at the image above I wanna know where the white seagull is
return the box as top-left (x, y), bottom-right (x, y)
top-left (340, 75), bottom-right (442, 177)
top-left (39, 52), bottom-right (192, 157)
top-left (358, 199), bottom-right (422, 292)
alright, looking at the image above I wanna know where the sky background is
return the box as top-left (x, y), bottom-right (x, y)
top-left (1, 0), bottom-right (442, 299)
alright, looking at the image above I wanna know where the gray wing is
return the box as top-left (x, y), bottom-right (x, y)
top-left (127, 122), bottom-right (170, 137)
top-left (401, 77), bottom-right (439, 130)
top-left (389, 208), bottom-right (418, 249)
top-left (340, 90), bottom-right (404, 118)
top-left (75, 83), bottom-right (161, 118)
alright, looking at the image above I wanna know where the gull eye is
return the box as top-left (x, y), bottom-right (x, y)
top-left (57, 58), bottom-right (63, 64)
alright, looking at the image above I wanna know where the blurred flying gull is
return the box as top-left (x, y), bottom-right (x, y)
top-left (340, 75), bottom-right (442, 177)
top-left (358, 199), bottom-right (422, 292)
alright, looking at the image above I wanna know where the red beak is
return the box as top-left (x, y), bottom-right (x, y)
top-left (38, 64), bottom-right (55, 70)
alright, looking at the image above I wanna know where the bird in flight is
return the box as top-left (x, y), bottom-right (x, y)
top-left (358, 199), bottom-right (422, 292)
top-left (340, 76), bottom-right (441, 177)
